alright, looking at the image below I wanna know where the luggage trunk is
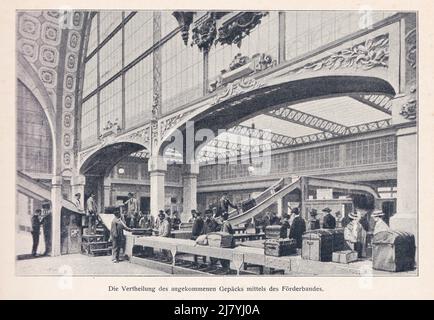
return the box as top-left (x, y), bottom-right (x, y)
top-left (332, 250), bottom-right (358, 264)
top-left (372, 230), bottom-right (416, 272)
top-left (242, 199), bottom-right (256, 212)
top-left (131, 228), bottom-right (152, 236)
top-left (264, 238), bottom-right (297, 257)
top-left (207, 232), bottom-right (234, 248)
top-left (265, 225), bottom-right (288, 239)
top-left (301, 229), bottom-right (333, 261)
top-left (328, 228), bottom-right (346, 251)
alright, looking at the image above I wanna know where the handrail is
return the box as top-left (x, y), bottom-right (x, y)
top-left (228, 177), bottom-right (301, 225)
top-left (228, 178), bottom-right (285, 218)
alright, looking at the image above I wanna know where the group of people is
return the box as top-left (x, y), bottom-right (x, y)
top-left (30, 202), bottom-right (52, 256)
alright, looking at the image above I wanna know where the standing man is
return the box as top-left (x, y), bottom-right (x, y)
top-left (30, 209), bottom-right (41, 256)
top-left (41, 202), bottom-right (52, 256)
top-left (344, 211), bottom-right (367, 258)
top-left (124, 192), bottom-right (139, 228)
top-left (289, 208), bottom-right (306, 249)
top-left (372, 210), bottom-right (390, 235)
top-left (308, 209), bottom-right (320, 230)
top-left (322, 207), bottom-right (336, 229)
top-left (74, 193), bottom-right (83, 211)
top-left (219, 193), bottom-right (237, 215)
top-left (191, 211), bottom-right (204, 240)
top-left (110, 211), bottom-right (132, 263)
top-left (187, 209), bottom-right (198, 223)
top-left (157, 211), bottom-right (172, 261)
top-left (86, 193), bottom-right (98, 234)
top-left (335, 211), bottom-right (344, 228)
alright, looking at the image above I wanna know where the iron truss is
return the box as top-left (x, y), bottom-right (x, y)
top-left (268, 106), bottom-right (349, 136)
top-left (227, 124), bottom-right (293, 146)
top-left (350, 94), bottom-right (393, 114)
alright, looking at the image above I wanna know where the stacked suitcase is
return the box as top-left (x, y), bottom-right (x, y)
top-left (264, 238), bottom-right (297, 257)
top-left (301, 229), bottom-right (334, 261)
top-left (265, 225), bottom-right (288, 239)
top-left (372, 230), bottom-right (416, 272)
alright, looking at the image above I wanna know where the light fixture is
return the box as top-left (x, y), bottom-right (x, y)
top-left (118, 167), bottom-right (125, 175)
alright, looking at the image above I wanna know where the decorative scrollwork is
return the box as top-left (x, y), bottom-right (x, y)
top-left (191, 13), bottom-right (217, 52)
top-left (405, 29), bottom-right (416, 70)
top-left (100, 119), bottom-right (122, 139)
top-left (400, 86), bottom-right (417, 121)
top-left (160, 111), bottom-right (194, 139)
top-left (213, 76), bottom-right (262, 105)
top-left (217, 12), bottom-right (268, 47)
top-left (294, 34), bottom-right (389, 74)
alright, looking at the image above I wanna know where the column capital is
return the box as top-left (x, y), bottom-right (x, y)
top-left (182, 162), bottom-right (199, 176)
top-left (51, 175), bottom-right (62, 187)
top-left (148, 156), bottom-right (167, 173)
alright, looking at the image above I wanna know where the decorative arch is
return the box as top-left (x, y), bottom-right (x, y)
top-left (157, 75), bottom-right (396, 157)
top-left (79, 142), bottom-right (149, 177)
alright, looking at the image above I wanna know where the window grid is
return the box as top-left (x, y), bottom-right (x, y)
top-left (99, 11), bottom-right (123, 43)
top-left (86, 14), bottom-right (98, 54)
top-left (82, 54), bottom-right (98, 97)
top-left (124, 54), bottom-right (153, 128)
top-left (161, 11), bottom-right (179, 37)
top-left (80, 95), bottom-right (98, 148)
top-left (161, 35), bottom-right (203, 113)
top-left (16, 81), bottom-right (52, 174)
top-left (345, 136), bottom-right (396, 167)
top-left (124, 12), bottom-right (154, 65)
top-left (99, 78), bottom-right (122, 133)
top-left (294, 144), bottom-right (340, 171)
top-left (99, 31), bottom-right (122, 84)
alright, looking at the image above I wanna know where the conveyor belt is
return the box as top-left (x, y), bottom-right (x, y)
top-left (16, 170), bottom-right (82, 214)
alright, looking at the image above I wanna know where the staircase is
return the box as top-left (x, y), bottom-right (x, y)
top-left (81, 219), bottom-right (112, 257)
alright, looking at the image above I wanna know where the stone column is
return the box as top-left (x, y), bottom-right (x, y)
top-left (71, 174), bottom-right (86, 211)
top-left (51, 175), bottom-right (63, 256)
top-left (103, 178), bottom-right (112, 209)
top-left (390, 125), bottom-right (417, 236)
top-left (148, 155), bottom-right (167, 220)
top-left (182, 162), bottom-right (199, 222)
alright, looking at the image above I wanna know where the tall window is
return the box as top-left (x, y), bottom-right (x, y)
top-left (125, 54), bottom-right (153, 128)
top-left (82, 54), bottom-right (97, 97)
top-left (124, 12), bottom-right (153, 65)
top-left (99, 31), bottom-right (122, 83)
top-left (16, 81), bottom-right (53, 174)
top-left (161, 35), bottom-right (203, 113)
top-left (80, 95), bottom-right (98, 148)
top-left (99, 78), bottom-right (122, 132)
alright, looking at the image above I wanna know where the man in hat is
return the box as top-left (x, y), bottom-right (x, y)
top-left (344, 211), bottom-right (366, 258)
top-left (187, 209), bottom-right (198, 223)
top-left (40, 201), bottom-right (52, 255)
top-left (86, 193), bottom-right (98, 234)
top-left (30, 209), bottom-right (41, 256)
top-left (219, 192), bottom-right (237, 215)
top-left (191, 210), bottom-right (204, 240)
top-left (124, 192), bottom-right (139, 228)
top-left (308, 209), bottom-right (320, 230)
top-left (372, 209), bottom-right (390, 235)
top-left (322, 207), bottom-right (336, 229)
top-left (110, 210), bottom-right (132, 263)
top-left (289, 207), bottom-right (306, 249)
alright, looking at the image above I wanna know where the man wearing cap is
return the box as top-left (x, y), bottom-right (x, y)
top-left (124, 192), bottom-right (139, 228)
top-left (86, 193), bottom-right (98, 234)
top-left (344, 211), bottom-right (366, 258)
top-left (308, 209), bottom-right (320, 230)
top-left (372, 210), bottom-right (390, 235)
top-left (110, 210), bottom-right (132, 263)
top-left (322, 207), bottom-right (336, 229)
top-left (74, 193), bottom-right (83, 211)
top-left (289, 207), bottom-right (306, 249)
top-left (30, 209), bottom-right (41, 256)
